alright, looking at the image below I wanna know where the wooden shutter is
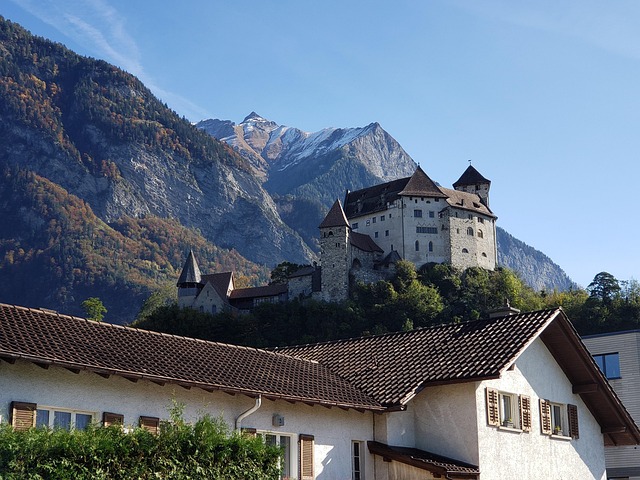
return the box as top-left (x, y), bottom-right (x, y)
top-left (485, 388), bottom-right (500, 426)
top-left (568, 404), bottom-right (579, 439)
top-left (539, 399), bottom-right (552, 435)
top-left (519, 395), bottom-right (532, 432)
top-left (103, 412), bottom-right (124, 427)
top-left (299, 434), bottom-right (314, 480)
top-left (10, 401), bottom-right (36, 431)
top-left (139, 416), bottom-right (159, 434)
top-left (241, 427), bottom-right (257, 437)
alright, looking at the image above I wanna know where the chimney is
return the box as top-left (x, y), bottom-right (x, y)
top-left (489, 299), bottom-right (521, 319)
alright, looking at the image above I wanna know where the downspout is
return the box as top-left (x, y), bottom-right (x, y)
top-left (235, 395), bottom-right (262, 431)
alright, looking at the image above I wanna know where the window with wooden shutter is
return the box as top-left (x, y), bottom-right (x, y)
top-left (103, 412), bottom-right (124, 427)
top-left (241, 427), bottom-right (257, 437)
top-left (139, 416), bottom-right (159, 434)
top-left (10, 401), bottom-right (36, 431)
top-left (519, 395), bottom-right (532, 433)
top-left (485, 388), bottom-right (500, 426)
top-left (299, 433), bottom-right (314, 480)
top-left (568, 404), bottom-right (579, 439)
top-left (540, 399), bottom-right (552, 435)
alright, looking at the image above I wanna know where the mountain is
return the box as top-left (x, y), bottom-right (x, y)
top-left (198, 114), bottom-right (576, 292)
top-left (0, 16), bottom-right (309, 320)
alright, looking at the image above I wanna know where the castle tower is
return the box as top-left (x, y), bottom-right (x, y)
top-left (319, 200), bottom-right (351, 302)
top-left (453, 165), bottom-right (491, 207)
top-left (177, 249), bottom-right (204, 308)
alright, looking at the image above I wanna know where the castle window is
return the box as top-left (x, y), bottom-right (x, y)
top-left (385, 230), bottom-right (389, 237)
top-left (372, 217), bottom-right (376, 224)
top-left (478, 217), bottom-right (484, 224)
top-left (435, 198), bottom-right (439, 202)
top-left (352, 223), bottom-right (358, 229)
top-left (415, 241), bottom-right (419, 251)
top-left (477, 229), bottom-right (483, 238)
top-left (467, 227), bottom-right (474, 236)
top-left (366, 220), bottom-right (370, 226)
top-left (429, 211), bottom-right (435, 218)
top-left (462, 248), bottom-right (469, 253)
top-left (468, 214), bottom-right (473, 220)
top-left (456, 228), bottom-right (460, 234)
top-left (414, 209), bottom-right (422, 218)
top-left (328, 231), bottom-right (334, 236)
top-left (381, 215), bottom-right (385, 221)
top-left (428, 241), bottom-right (433, 252)
top-left (417, 227), bottom-right (437, 234)
top-left (374, 232), bottom-right (379, 238)
top-left (482, 252), bottom-right (487, 257)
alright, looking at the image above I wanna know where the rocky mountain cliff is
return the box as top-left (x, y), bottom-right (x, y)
top-left (199, 114), bottom-right (575, 291)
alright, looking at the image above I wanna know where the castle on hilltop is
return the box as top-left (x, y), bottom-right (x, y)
top-left (177, 165), bottom-right (497, 312)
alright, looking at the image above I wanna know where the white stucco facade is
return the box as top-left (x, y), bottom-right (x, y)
top-left (0, 360), bottom-right (375, 480)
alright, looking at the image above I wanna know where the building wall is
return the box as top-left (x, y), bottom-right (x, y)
top-left (583, 331), bottom-right (640, 480)
top-left (320, 224), bottom-right (350, 302)
top-left (447, 209), bottom-right (496, 271)
top-left (0, 360), bottom-right (375, 480)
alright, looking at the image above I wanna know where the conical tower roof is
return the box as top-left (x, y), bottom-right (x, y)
top-left (453, 165), bottom-right (490, 188)
top-left (177, 250), bottom-right (203, 286)
top-left (398, 166), bottom-right (448, 198)
top-left (319, 199), bottom-right (349, 229)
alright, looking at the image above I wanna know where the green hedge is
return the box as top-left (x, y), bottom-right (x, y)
top-left (0, 413), bottom-right (281, 479)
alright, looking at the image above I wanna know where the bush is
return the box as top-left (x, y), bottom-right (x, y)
top-left (0, 411), bottom-right (281, 479)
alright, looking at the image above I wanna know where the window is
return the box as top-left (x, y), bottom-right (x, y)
top-left (415, 240), bottom-right (419, 251)
top-left (462, 248), bottom-right (469, 253)
top-left (429, 211), bottom-right (435, 218)
top-left (416, 226), bottom-right (437, 234)
top-left (414, 209), bottom-right (422, 218)
top-left (485, 388), bottom-right (531, 432)
top-left (372, 217), bottom-right (376, 224)
top-left (380, 215), bottom-right (385, 221)
top-left (352, 441), bottom-right (364, 480)
top-left (468, 214), bottom-right (473, 219)
top-left (352, 223), bottom-right (358, 229)
top-left (261, 432), bottom-right (293, 479)
top-left (35, 406), bottom-right (94, 430)
top-left (140, 416), bottom-right (160, 434)
top-left (467, 227), bottom-right (474, 236)
top-left (374, 232), bottom-right (379, 238)
top-left (477, 229), bottom-right (483, 239)
top-left (366, 220), bottom-right (370, 226)
top-left (299, 434), bottom-right (315, 480)
top-left (385, 230), bottom-right (389, 237)
top-left (594, 353), bottom-right (621, 379)
top-left (540, 400), bottom-right (579, 438)
top-left (428, 241), bottom-right (433, 252)
top-left (478, 217), bottom-right (484, 224)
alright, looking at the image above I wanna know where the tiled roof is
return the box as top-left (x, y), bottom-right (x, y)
top-left (350, 232), bottom-right (383, 253)
top-left (344, 177), bottom-right (410, 217)
top-left (319, 199), bottom-right (349, 228)
top-left (453, 165), bottom-right (490, 188)
top-left (0, 304), bottom-right (383, 411)
top-left (398, 167), bottom-right (449, 198)
top-left (440, 187), bottom-right (495, 218)
top-left (229, 283), bottom-right (288, 300)
top-left (279, 308), bottom-right (640, 445)
top-left (279, 309), bottom-right (559, 406)
top-left (176, 250), bottom-right (202, 286)
top-left (368, 441), bottom-right (479, 478)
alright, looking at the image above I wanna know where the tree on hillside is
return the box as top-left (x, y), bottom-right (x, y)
top-left (82, 297), bottom-right (107, 322)
top-left (587, 272), bottom-right (621, 304)
top-left (270, 262), bottom-right (309, 285)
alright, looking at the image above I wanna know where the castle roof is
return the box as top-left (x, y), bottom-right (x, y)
top-left (344, 168), bottom-right (495, 219)
top-left (319, 199), bottom-right (349, 228)
top-left (229, 283), bottom-right (288, 300)
top-left (453, 165), bottom-right (490, 188)
top-left (350, 232), bottom-right (384, 253)
top-left (201, 272), bottom-right (234, 299)
top-left (398, 167), bottom-right (448, 198)
top-left (176, 250), bottom-right (202, 286)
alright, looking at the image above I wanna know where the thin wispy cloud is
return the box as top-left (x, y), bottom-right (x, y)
top-left (9, 0), bottom-right (212, 121)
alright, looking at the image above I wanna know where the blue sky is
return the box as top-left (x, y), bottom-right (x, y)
top-left (4, 0), bottom-right (640, 288)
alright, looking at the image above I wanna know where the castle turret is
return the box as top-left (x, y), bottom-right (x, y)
top-left (453, 165), bottom-right (491, 207)
top-left (177, 250), bottom-right (204, 308)
top-left (319, 200), bottom-right (351, 302)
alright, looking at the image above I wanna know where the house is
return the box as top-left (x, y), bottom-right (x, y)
top-left (583, 330), bottom-right (640, 480)
top-left (1, 302), bottom-right (637, 479)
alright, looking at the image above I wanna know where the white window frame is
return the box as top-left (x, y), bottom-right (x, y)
top-left (352, 440), bottom-right (365, 480)
top-left (259, 431), bottom-right (295, 479)
top-left (36, 405), bottom-right (95, 431)
top-left (498, 392), bottom-right (520, 429)
top-left (550, 402), bottom-right (566, 436)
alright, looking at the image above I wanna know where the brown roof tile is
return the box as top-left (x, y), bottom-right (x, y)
top-left (201, 272), bottom-right (234, 299)
top-left (0, 303), bottom-right (382, 411)
top-left (398, 167), bottom-right (448, 198)
top-left (350, 232), bottom-right (383, 253)
top-left (453, 165), bottom-right (490, 188)
top-left (229, 284), bottom-right (288, 300)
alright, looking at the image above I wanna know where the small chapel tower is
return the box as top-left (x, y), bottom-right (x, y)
top-left (319, 200), bottom-right (351, 302)
top-left (453, 164), bottom-right (491, 207)
top-left (176, 249), bottom-right (204, 308)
